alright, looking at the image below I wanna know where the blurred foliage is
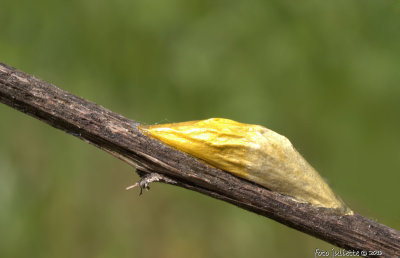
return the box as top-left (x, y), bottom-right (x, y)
top-left (1, 0), bottom-right (400, 257)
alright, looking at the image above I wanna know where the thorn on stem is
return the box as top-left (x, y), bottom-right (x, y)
top-left (126, 172), bottom-right (177, 195)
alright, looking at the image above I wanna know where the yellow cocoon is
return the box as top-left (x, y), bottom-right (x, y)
top-left (140, 118), bottom-right (352, 215)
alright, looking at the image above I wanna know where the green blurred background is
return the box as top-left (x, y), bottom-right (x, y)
top-left (1, 0), bottom-right (400, 257)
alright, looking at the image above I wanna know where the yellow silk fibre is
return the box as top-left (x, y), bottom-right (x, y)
top-left (140, 118), bottom-right (352, 215)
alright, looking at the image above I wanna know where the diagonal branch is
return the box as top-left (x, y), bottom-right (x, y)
top-left (0, 62), bottom-right (399, 257)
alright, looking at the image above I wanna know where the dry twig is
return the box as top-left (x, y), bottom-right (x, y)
top-left (0, 62), bottom-right (399, 257)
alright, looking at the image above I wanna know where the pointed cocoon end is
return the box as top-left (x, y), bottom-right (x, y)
top-left (140, 118), bottom-right (352, 215)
